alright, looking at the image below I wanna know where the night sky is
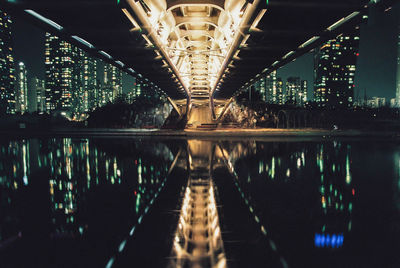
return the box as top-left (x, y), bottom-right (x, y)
top-left (11, 2), bottom-right (400, 100)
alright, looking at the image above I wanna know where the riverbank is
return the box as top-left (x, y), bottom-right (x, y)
top-left (0, 127), bottom-right (399, 139)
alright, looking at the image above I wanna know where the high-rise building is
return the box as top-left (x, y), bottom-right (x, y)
top-left (104, 64), bottom-right (122, 101)
top-left (74, 50), bottom-right (97, 112)
top-left (127, 77), bottom-right (140, 102)
top-left (0, 10), bottom-right (16, 114)
top-left (99, 84), bottom-right (114, 106)
top-left (367, 97), bottom-right (386, 108)
top-left (314, 27), bottom-right (360, 109)
top-left (391, 98), bottom-right (397, 108)
top-left (17, 62), bottom-right (28, 113)
top-left (45, 33), bottom-right (99, 114)
top-left (300, 80), bottom-right (308, 107)
top-left (32, 77), bottom-right (45, 113)
top-left (396, 25), bottom-right (400, 107)
top-left (286, 77), bottom-right (301, 105)
top-left (127, 91), bottom-right (135, 104)
top-left (83, 56), bottom-right (97, 111)
top-left (135, 78), bottom-right (142, 98)
top-left (139, 78), bottom-right (152, 100)
top-left (254, 75), bottom-right (266, 102)
top-left (250, 71), bottom-right (284, 105)
top-left (45, 33), bottom-right (79, 113)
top-left (276, 78), bottom-right (284, 105)
top-left (265, 71), bottom-right (279, 104)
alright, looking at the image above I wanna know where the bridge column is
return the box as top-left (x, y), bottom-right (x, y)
top-left (209, 94), bottom-right (216, 121)
top-left (216, 97), bottom-right (234, 122)
top-left (186, 94), bottom-right (192, 118)
top-left (167, 97), bottom-right (182, 117)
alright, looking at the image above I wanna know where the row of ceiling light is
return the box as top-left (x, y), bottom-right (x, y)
top-left (122, 0), bottom-right (267, 100)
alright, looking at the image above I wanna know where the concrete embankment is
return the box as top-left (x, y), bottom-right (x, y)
top-left (0, 127), bottom-right (399, 139)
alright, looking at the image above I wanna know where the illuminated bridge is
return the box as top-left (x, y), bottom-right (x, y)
top-left (2, 0), bottom-right (395, 127)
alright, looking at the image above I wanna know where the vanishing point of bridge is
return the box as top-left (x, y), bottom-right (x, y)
top-left (122, 0), bottom-right (267, 126)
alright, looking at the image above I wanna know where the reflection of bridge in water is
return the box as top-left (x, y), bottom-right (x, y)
top-left (169, 140), bottom-right (226, 267)
top-left (0, 137), bottom-right (367, 267)
top-left (165, 139), bottom-right (284, 268)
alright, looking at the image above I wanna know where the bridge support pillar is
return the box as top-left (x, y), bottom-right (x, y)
top-left (209, 95), bottom-right (216, 121)
top-left (216, 97), bottom-right (234, 123)
top-left (167, 97), bottom-right (182, 117)
top-left (186, 95), bottom-right (192, 119)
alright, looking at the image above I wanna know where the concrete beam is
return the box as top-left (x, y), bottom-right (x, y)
top-left (175, 16), bottom-right (219, 27)
top-left (167, 97), bottom-right (182, 117)
top-left (216, 97), bottom-right (234, 122)
top-left (167, 0), bottom-right (225, 11)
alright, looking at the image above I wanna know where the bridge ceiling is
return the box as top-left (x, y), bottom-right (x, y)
top-left (2, 0), bottom-right (395, 100)
top-left (120, 0), bottom-right (267, 102)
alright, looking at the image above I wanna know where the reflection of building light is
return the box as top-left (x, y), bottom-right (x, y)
top-left (261, 225), bottom-right (267, 235)
top-left (136, 192), bottom-right (141, 214)
top-left (271, 157), bottom-right (275, 179)
top-left (138, 162), bottom-right (142, 184)
top-left (315, 233), bottom-right (344, 248)
top-left (318, 157), bottom-right (324, 173)
top-left (346, 154), bottom-right (352, 184)
top-left (22, 142), bottom-right (29, 185)
top-left (322, 196), bottom-right (327, 209)
top-left (105, 258), bottom-right (115, 268)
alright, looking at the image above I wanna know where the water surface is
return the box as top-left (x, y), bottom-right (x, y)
top-left (0, 137), bottom-right (399, 267)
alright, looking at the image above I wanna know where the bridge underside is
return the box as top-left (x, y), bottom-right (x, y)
top-left (118, 0), bottom-right (392, 128)
top-left (122, 0), bottom-right (265, 126)
top-left (2, 0), bottom-right (396, 127)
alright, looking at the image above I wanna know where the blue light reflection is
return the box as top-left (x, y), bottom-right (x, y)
top-left (315, 233), bottom-right (344, 248)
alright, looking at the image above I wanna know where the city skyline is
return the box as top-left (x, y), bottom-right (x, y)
top-left (12, 16), bottom-right (136, 96)
top-left (243, 3), bottom-right (400, 109)
top-left (1, 2), bottom-right (400, 116)
top-left (6, 3), bottom-right (400, 103)
top-left (0, 9), bottom-right (166, 115)
top-left (278, 3), bottom-right (400, 100)
top-left (0, 9), bottom-right (16, 113)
